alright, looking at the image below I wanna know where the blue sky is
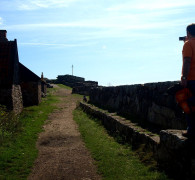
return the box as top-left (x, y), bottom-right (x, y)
top-left (0, 0), bottom-right (194, 86)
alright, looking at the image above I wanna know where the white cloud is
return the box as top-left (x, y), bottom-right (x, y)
top-left (3, 16), bottom-right (187, 42)
top-left (107, 0), bottom-right (195, 11)
top-left (17, 0), bottom-right (77, 10)
top-left (3, 22), bottom-right (111, 31)
top-left (2, 0), bottom-right (193, 42)
top-left (4, 16), bottom-right (186, 32)
top-left (18, 42), bottom-right (93, 47)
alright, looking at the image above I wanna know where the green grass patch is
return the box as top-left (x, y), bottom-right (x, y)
top-left (73, 108), bottom-right (169, 180)
top-left (57, 84), bottom-right (72, 90)
top-left (72, 93), bottom-right (84, 98)
top-left (57, 84), bottom-right (89, 101)
top-left (0, 89), bottom-right (58, 179)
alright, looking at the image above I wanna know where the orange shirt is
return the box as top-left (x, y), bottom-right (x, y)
top-left (182, 38), bottom-right (195, 80)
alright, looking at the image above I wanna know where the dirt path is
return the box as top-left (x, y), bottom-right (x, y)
top-left (28, 85), bottom-right (101, 180)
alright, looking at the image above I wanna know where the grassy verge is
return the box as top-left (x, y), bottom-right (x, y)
top-left (0, 88), bottom-right (58, 179)
top-left (56, 83), bottom-right (89, 100)
top-left (57, 84), bottom-right (72, 90)
top-left (73, 108), bottom-right (169, 180)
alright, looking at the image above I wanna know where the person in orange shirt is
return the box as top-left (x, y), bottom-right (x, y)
top-left (181, 23), bottom-right (195, 137)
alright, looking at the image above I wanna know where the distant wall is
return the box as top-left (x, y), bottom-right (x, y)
top-left (89, 81), bottom-right (186, 130)
top-left (72, 81), bottom-right (98, 95)
top-left (56, 75), bottom-right (85, 87)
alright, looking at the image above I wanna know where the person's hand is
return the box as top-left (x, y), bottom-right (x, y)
top-left (184, 36), bottom-right (188, 43)
top-left (181, 79), bottom-right (187, 87)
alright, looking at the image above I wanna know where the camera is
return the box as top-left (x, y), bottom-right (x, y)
top-left (179, 36), bottom-right (186, 41)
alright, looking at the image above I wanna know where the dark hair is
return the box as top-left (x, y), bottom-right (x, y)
top-left (187, 23), bottom-right (195, 36)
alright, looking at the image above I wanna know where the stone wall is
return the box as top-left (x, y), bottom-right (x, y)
top-left (72, 81), bottom-right (98, 95)
top-left (11, 85), bottom-right (23, 114)
top-left (89, 81), bottom-right (186, 130)
top-left (0, 85), bottom-right (23, 114)
top-left (157, 129), bottom-right (195, 179)
top-left (79, 102), bottom-right (195, 180)
top-left (20, 81), bottom-right (41, 106)
top-left (79, 102), bottom-right (159, 152)
top-left (56, 75), bottom-right (85, 87)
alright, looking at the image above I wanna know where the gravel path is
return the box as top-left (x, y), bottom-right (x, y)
top-left (28, 85), bottom-right (101, 180)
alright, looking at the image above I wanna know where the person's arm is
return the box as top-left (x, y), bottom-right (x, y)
top-left (181, 57), bottom-right (191, 87)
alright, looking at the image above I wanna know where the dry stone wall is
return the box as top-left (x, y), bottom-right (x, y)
top-left (89, 81), bottom-right (186, 130)
top-left (79, 102), bottom-right (195, 180)
top-left (72, 81), bottom-right (98, 95)
top-left (0, 85), bottom-right (23, 114)
top-left (11, 85), bottom-right (23, 114)
top-left (56, 75), bottom-right (85, 87)
top-left (79, 102), bottom-right (159, 152)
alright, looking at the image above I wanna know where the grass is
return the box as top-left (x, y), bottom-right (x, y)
top-left (57, 84), bottom-right (72, 90)
top-left (56, 83), bottom-right (89, 99)
top-left (0, 88), bottom-right (59, 180)
top-left (73, 108), bottom-right (169, 180)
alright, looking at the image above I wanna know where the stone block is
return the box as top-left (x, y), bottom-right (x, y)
top-left (157, 129), bottom-right (194, 179)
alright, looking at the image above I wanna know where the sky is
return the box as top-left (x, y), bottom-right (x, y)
top-left (0, 0), bottom-right (194, 86)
